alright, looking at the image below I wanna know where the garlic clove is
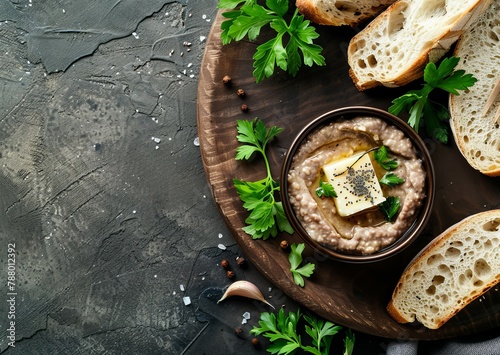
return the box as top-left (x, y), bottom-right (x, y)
top-left (217, 280), bottom-right (274, 309)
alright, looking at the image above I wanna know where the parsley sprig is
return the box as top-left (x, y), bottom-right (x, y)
top-left (234, 119), bottom-right (294, 239)
top-left (289, 243), bottom-right (315, 287)
top-left (373, 146), bottom-right (398, 170)
top-left (388, 56), bottom-right (477, 143)
top-left (250, 307), bottom-right (355, 355)
top-left (380, 172), bottom-right (405, 188)
top-left (315, 180), bottom-right (337, 198)
top-left (373, 146), bottom-right (403, 220)
top-left (379, 196), bottom-right (400, 222)
top-left (218, 0), bottom-right (325, 82)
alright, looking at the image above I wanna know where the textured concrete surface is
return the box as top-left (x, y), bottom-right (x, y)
top-left (1, 1), bottom-right (496, 354)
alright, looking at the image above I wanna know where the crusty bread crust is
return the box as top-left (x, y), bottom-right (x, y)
top-left (386, 300), bottom-right (410, 324)
top-left (296, 0), bottom-right (395, 27)
top-left (347, 0), bottom-right (494, 90)
top-left (387, 210), bottom-right (500, 329)
top-left (449, 1), bottom-right (500, 177)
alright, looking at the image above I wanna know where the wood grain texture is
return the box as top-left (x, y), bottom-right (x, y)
top-left (197, 10), bottom-right (500, 340)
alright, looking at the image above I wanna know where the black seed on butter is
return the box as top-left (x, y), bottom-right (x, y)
top-left (344, 166), bottom-right (378, 204)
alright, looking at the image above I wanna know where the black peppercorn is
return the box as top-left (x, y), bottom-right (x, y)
top-left (251, 337), bottom-right (260, 348)
top-left (222, 75), bottom-right (232, 86)
top-left (236, 256), bottom-right (246, 267)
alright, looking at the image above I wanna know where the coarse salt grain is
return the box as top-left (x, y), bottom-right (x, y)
top-left (218, 244), bottom-right (226, 250)
top-left (183, 296), bottom-right (191, 306)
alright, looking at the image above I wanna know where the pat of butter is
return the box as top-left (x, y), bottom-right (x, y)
top-left (322, 152), bottom-right (385, 217)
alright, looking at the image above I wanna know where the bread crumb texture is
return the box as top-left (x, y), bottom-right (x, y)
top-left (347, 0), bottom-right (492, 89)
top-left (388, 210), bottom-right (500, 329)
top-left (450, 0), bottom-right (500, 176)
top-left (296, 0), bottom-right (396, 26)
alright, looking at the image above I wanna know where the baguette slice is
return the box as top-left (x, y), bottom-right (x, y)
top-left (387, 210), bottom-right (500, 329)
top-left (449, 1), bottom-right (500, 177)
top-left (347, 0), bottom-right (493, 90)
top-left (296, 0), bottom-right (396, 26)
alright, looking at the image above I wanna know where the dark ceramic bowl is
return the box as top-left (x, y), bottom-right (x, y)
top-left (280, 106), bottom-right (435, 263)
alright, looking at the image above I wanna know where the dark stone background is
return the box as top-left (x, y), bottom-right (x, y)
top-left (0, 1), bottom-right (497, 354)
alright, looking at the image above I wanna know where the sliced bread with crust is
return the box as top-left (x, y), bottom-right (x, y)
top-left (295, 0), bottom-right (396, 26)
top-left (387, 210), bottom-right (500, 329)
top-left (347, 0), bottom-right (493, 90)
top-left (449, 0), bottom-right (500, 177)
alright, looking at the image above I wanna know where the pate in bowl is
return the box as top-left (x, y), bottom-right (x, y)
top-left (280, 106), bottom-right (435, 263)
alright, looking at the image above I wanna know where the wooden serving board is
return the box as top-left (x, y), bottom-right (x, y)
top-left (197, 10), bottom-right (500, 340)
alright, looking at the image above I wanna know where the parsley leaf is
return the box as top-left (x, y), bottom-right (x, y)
top-left (253, 33), bottom-right (287, 80)
top-left (289, 243), bottom-right (315, 287)
top-left (344, 329), bottom-right (355, 355)
top-left (218, 0), bottom-right (250, 9)
top-left (303, 314), bottom-right (342, 354)
top-left (251, 308), bottom-right (302, 354)
top-left (388, 56), bottom-right (477, 143)
top-left (251, 308), bottom-right (355, 355)
top-left (379, 172), bottom-right (405, 188)
top-left (218, 0), bottom-right (325, 82)
top-left (316, 180), bottom-right (337, 198)
top-left (373, 146), bottom-right (398, 170)
top-left (228, 4), bottom-right (276, 42)
top-left (234, 119), bottom-right (294, 239)
top-left (379, 196), bottom-right (400, 222)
